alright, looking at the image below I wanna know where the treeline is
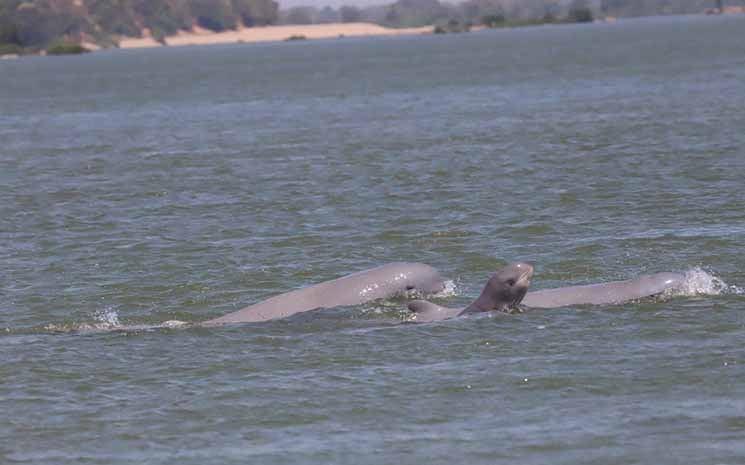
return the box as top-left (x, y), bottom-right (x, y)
top-left (277, 0), bottom-right (731, 30)
top-left (0, 0), bottom-right (733, 54)
top-left (280, 0), bottom-right (592, 29)
top-left (0, 0), bottom-right (279, 52)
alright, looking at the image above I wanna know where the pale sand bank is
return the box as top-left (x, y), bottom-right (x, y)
top-left (118, 23), bottom-right (433, 49)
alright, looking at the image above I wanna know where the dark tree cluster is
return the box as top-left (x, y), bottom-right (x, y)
top-left (0, 0), bottom-right (280, 51)
top-left (278, 0), bottom-right (735, 29)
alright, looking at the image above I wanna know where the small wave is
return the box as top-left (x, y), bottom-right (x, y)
top-left (38, 306), bottom-right (190, 334)
top-left (670, 267), bottom-right (742, 297)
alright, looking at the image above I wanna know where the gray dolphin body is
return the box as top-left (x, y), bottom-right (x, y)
top-left (409, 269), bottom-right (684, 323)
top-left (521, 272), bottom-right (684, 308)
top-left (203, 262), bottom-right (446, 325)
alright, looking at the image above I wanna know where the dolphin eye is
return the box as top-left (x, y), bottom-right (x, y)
top-left (506, 279), bottom-right (516, 286)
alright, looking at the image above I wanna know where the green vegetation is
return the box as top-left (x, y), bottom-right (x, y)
top-left (0, 0), bottom-right (280, 54)
top-left (277, 0), bottom-right (725, 30)
top-left (0, 0), bottom-right (728, 55)
top-left (567, 0), bottom-right (594, 23)
top-left (284, 34), bottom-right (306, 41)
top-left (46, 41), bottom-right (91, 55)
top-left (0, 42), bottom-right (22, 55)
top-left (433, 19), bottom-right (470, 34)
top-left (567, 7), bottom-right (594, 23)
top-left (480, 14), bottom-right (506, 28)
top-left (275, 0), bottom-right (582, 31)
top-left (382, 0), bottom-right (450, 28)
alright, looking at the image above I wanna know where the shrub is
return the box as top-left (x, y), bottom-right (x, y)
top-left (0, 42), bottom-right (23, 55)
top-left (481, 14), bottom-right (505, 27)
top-left (567, 6), bottom-right (594, 23)
top-left (46, 42), bottom-right (91, 55)
top-left (339, 5), bottom-right (361, 23)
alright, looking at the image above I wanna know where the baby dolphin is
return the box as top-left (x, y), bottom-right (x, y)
top-left (409, 262), bottom-right (533, 323)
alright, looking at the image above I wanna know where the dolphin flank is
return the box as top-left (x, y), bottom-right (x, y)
top-left (202, 262), bottom-right (446, 325)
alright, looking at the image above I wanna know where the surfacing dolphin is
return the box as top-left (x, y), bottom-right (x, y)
top-left (202, 262), bottom-right (446, 325)
top-left (408, 262), bottom-right (534, 323)
top-left (408, 266), bottom-right (684, 323)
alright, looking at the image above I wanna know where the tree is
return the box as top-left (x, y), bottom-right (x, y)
top-left (189, 0), bottom-right (237, 31)
top-left (458, 0), bottom-right (505, 25)
top-left (567, 0), bottom-right (594, 22)
top-left (339, 5), bottom-right (361, 23)
top-left (232, 0), bottom-right (279, 26)
top-left (85, 0), bottom-right (140, 37)
top-left (134, 0), bottom-right (192, 39)
top-left (383, 0), bottom-right (449, 28)
top-left (317, 6), bottom-right (339, 23)
top-left (283, 6), bottom-right (316, 25)
top-left (12, 1), bottom-right (90, 47)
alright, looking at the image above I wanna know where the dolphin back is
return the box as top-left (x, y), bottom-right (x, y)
top-left (522, 272), bottom-right (685, 308)
top-left (407, 300), bottom-right (463, 323)
top-left (204, 262), bottom-right (446, 325)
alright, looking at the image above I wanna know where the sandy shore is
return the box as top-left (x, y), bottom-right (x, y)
top-left (118, 23), bottom-right (433, 49)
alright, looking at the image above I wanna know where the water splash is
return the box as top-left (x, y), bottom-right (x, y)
top-left (436, 280), bottom-right (458, 298)
top-left (399, 279), bottom-right (458, 300)
top-left (38, 308), bottom-right (190, 334)
top-left (93, 307), bottom-right (121, 327)
top-left (160, 320), bottom-right (189, 328)
top-left (41, 307), bottom-right (123, 333)
top-left (670, 267), bottom-right (742, 297)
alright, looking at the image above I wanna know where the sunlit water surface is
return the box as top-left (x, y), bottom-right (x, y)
top-left (1, 14), bottom-right (744, 464)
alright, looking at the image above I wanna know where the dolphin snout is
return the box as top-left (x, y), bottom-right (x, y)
top-left (514, 262), bottom-right (534, 283)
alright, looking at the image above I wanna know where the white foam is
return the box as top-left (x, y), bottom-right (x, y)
top-left (435, 279), bottom-right (458, 298)
top-left (670, 267), bottom-right (742, 297)
top-left (398, 279), bottom-right (458, 300)
top-left (160, 320), bottom-right (189, 328)
top-left (93, 307), bottom-right (121, 327)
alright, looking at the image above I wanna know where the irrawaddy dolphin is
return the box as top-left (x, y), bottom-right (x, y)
top-left (408, 264), bottom-right (685, 323)
top-left (202, 262), bottom-right (446, 325)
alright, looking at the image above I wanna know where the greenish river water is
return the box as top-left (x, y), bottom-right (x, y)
top-left (1, 14), bottom-right (744, 464)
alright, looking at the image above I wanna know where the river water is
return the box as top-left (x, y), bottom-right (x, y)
top-left (1, 14), bottom-right (744, 464)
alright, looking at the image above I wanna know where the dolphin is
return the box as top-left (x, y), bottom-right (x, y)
top-left (408, 262), bottom-right (533, 323)
top-left (408, 266), bottom-right (684, 323)
top-left (521, 272), bottom-right (684, 308)
top-left (202, 262), bottom-right (446, 325)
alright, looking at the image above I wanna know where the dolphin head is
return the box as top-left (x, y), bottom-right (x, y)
top-left (404, 263), bottom-right (447, 295)
top-left (462, 262), bottom-right (534, 314)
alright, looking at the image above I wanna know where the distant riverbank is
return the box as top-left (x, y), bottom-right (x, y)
top-left (117, 23), bottom-right (434, 49)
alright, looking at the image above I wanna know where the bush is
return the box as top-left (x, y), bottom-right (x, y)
top-left (481, 14), bottom-right (505, 27)
top-left (339, 5), bottom-right (361, 23)
top-left (0, 42), bottom-right (23, 55)
top-left (0, 20), bottom-right (20, 44)
top-left (190, 0), bottom-right (238, 31)
top-left (284, 34), bottom-right (306, 41)
top-left (434, 19), bottom-right (470, 33)
top-left (567, 6), bottom-right (594, 23)
top-left (46, 42), bottom-right (91, 55)
top-left (232, 0), bottom-right (279, 26)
